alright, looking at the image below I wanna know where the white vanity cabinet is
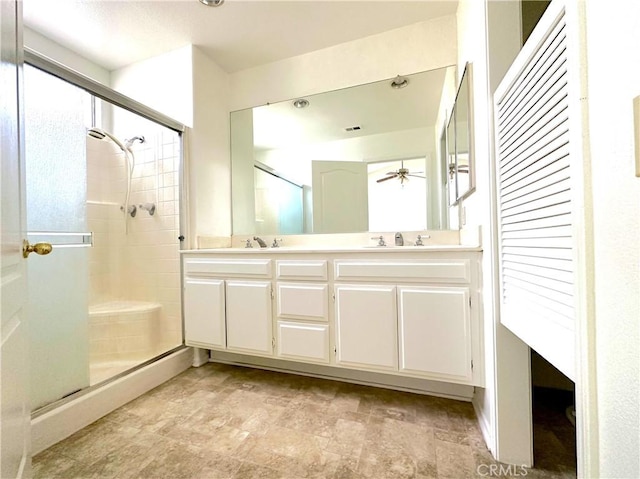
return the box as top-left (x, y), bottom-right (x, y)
top-left (182, 257), bottom-right (274, 356)
top-left (182, 248), bottom-right (483, 388)
top-left (275, 260), bottom-right (330, 364)
top-left (333, 258), bottom-right (478, 384)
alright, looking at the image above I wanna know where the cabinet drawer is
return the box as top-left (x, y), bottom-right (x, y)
top-left (277, 282), bottom-right (328, 321)
top-left (276, 260), bottom-right (327, 280)
top-left (184, 258), bottom-right (272, 278)
top-left (334, 260), bottom-right (470, 283)
top-left (277, 321), bottom-right (330, 363)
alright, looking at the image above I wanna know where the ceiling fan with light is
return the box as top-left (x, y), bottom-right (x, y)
top-left (376, 160), bottom-right (425, 185)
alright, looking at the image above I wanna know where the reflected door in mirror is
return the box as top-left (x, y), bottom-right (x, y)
top-left (311, 161), bottom-right (368, 233)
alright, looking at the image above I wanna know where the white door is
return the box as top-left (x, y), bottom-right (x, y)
top-left (184, 278), bottom-right (226, 349)
top-left (1, 1), bottom-right (30, 477)
top-left (311, 161), bottom-right (368, 233)
top-left (397, 286), bottom-right (472, 382)
top-left (226, 281), bottom-right (273, 355)
top-left (334, 284), bottom-right (397, 371)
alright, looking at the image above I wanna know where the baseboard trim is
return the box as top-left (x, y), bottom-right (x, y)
top-left (473, 392), bottom-right (494, 456)
top-left (31, 348), bottom-right (192, 455)
top-left (209, 351), bottom-right (474, 401)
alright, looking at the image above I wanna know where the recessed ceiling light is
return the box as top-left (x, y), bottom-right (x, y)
top-left (199, 0), bottom-right (224, 6)
top-left (390, 75), bottom-right (409, 89)
top-left (293, 99), bottom-right (310, 109)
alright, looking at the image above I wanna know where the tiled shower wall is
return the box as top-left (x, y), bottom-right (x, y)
top-left (86, 128), bottom-right (182, 354)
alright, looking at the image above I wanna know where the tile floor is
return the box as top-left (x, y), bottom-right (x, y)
top-left (33, 363), bottom-right (576, 478)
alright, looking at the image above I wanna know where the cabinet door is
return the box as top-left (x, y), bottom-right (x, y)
top-left (277, 321), bottom-right (330, 363)
top-left (226, 280), bottom-right (273, 355)
top-left (398, 286), bottom-right (471, 382)
top-left (335, 284), bottom-right (397, 371)
top-left (184, 278), bottom-right (226, 348)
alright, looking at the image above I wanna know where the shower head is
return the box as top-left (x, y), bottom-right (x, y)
top-left (87, 127), bottom-right (128, 152)
top-left (86, 128), bottom-right (144, 153)
top-left (87, 128), bottom-right (106, 140)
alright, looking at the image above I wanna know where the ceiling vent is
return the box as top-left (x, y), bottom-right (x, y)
top-left (344, 125), bottom-right (362, 132)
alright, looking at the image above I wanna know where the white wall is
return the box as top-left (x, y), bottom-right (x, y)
top-left (456, 0), bottom-right (532, 466)
top-left (111, 45), bottom-right (231, 244)
top-left (190, 46), bottom-right (231, 241)
top-left (111, 45), bottom-right (194, 127)
top-left (230, 16), bottom-right (457, 112)
top-left (24, 27), bottom-right (110, 85)
top-left (584, 1), bottom-right (640, 477)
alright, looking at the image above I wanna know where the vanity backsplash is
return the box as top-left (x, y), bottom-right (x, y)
top-left (196, 227), bottom-right (481, 251)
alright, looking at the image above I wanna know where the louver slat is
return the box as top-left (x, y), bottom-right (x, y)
top-left (497, 17), bottom-right (566, 124)
top-left (502, 162), bottom-right (570, 203)
top-left (502, 224), bottom-right (573, 239)
top-left (499, 60), bottom-right (568, 153)
top-left (502, 253), bottom-right (572, 272)
top-left (501, 128), bottom-right (568, 183)
top-left (503, 260), bottom-right (574, 285)
top-left (501, 213), bottom-right (571, 231)
top-left (501, 246), bottom-right (572, 261)
top-left (495, 5), bottom-right (574, 379)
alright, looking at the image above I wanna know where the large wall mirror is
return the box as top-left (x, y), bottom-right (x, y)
top-left (230, 65), bottom-right (458, 236)
top-left (445, 63), bottom-right (474, 205)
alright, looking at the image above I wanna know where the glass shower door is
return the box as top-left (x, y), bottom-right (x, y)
top-left (24, 65), bottom-right (92, 411)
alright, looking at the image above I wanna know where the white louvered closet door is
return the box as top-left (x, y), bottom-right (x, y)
top-left (494, 2), bottom-right (576, 380)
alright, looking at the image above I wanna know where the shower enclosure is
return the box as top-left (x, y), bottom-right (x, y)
top-left (24, 62), bottom-right (185, 412)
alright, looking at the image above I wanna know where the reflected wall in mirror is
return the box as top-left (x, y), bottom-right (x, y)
top-left (446, 110), bottom-right (457, 206)
top-left (444, 63), bottom-right (474, 205)
top-left (230, 66), bottom-right (457, 236)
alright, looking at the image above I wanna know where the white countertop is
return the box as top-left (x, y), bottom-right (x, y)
top-left (181, 244), bottom-right (482, 254)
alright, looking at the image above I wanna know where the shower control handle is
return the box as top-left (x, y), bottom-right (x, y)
top-left (22, 239), bottom-right (53, 258)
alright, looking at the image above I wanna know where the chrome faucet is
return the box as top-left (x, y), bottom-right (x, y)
top-left (394, 232), bottom-right (404, 246)
top-left (371, 235), bottom-right (386, 247)
top-left (271, 238), bottom-right (283, 248)
top-left (253, 236), bottom-right (267, 248)
top-left (415, 234), bottom-right (430, 246)
top-left (245, 239), bottom-right (253, 248)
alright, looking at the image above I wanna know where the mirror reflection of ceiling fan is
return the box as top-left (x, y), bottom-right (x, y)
top-left (376, 160), bottom-right (425, 184)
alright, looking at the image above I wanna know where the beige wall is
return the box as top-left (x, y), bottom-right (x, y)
top-left (190, 46), bottom-right (231, 242)
top-left (584, 1), bottom-right (640, 477)
top-left (229, 16), bottom-right (457, 112)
